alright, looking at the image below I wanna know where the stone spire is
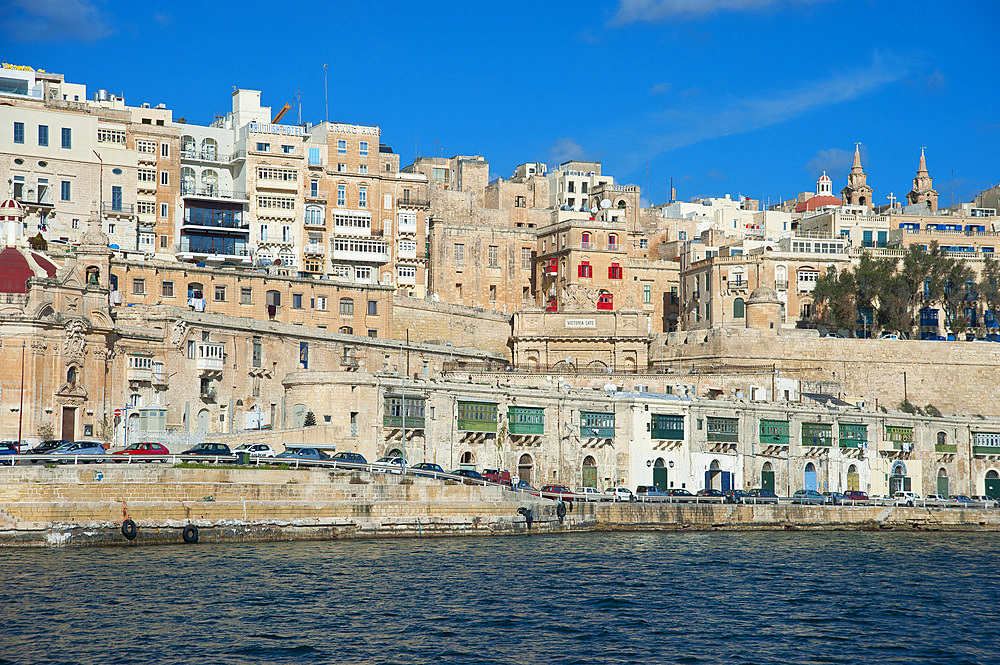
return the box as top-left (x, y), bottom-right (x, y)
top-left (907, 147), bottom-right (938, 211)
top-left (841, 143), bottom-right (874, 211)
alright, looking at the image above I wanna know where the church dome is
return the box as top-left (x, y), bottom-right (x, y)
top-left (0, 246), bottom-right (58, 293)
top-left (795, 195), bottom-right (842, 213)
top-left (0, 198), bottom-right (24, 219)
top-left (748, 286), bottom-right (780, 304)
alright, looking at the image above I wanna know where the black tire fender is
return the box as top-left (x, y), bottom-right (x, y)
top-left (556, 501), bottom-right (567, 519)
top-left (121, 519), bottom-right (138, 540)
top-left (182, 524), bottom-right (199, 543)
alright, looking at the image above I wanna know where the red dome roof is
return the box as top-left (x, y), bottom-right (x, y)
top-left (0, 247), bottom-right (34, 293)
top-left (795, 195), bottom-right (843, 213)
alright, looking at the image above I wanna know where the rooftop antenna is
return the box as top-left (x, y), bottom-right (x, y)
top-left (322, 64), bottom-right (329, 122)
top-left (296, 89), bottom-right (302, 125)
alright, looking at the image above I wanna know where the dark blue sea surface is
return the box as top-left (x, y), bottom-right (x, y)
top-left (2, 531), bottom-right (999, 664)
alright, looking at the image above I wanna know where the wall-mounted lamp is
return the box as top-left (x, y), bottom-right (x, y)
top-left (44, 406), bottom-right (53, 413)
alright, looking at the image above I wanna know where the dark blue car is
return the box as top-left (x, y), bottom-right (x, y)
top-left (276, 447), bottom-right (331, 461)
top-left (411, 462), bottom-right (444, 478)
top-left (0, 441), bottom-right (18, 465)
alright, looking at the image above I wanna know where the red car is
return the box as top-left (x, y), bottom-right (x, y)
top-left (540, 484), bottom-right (574, 500)
top-left (112, 442), bottom-right (170, 462)
top-left (481, 468), bottom-right (513, 487)
top-left (842, 490), bottom-right (869, 504)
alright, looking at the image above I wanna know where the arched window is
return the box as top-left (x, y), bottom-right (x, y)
top-left (339, 326), bottom-right (353, 335)
top-left (305, 205), bottom-right (324, 227)
top-left (460, 451), bottom-right (475, 466)
top-left (201, 137), bottom-right (217, 160)
top-left (202, 169), bottom-right (218, 197)
top-left (339, 298), bottom-right (354, 316)
top-left (181, 135), bottom-right (196, 155)
top-left (187, 282), bottom-right (204, 299)
top-left (582, 231), bottom-right (592, 248)
top-left (937, 431), bottom-right (947, 447)
top-left (608, 233), bottom-right (619, 250)
top-left (66, 366), bottom-right (77, 387)
top-left (800, 302), bottom-right (812, 319)
top-left (733, 298), bottom-right (745, 318)
top-left (617, 199), bottom-right (627, 209)
top-left (86, 266), bottom-right (100, 285)
top-left (181, 167), bottom-right (195, 195)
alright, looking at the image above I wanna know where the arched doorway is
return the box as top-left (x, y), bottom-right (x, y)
top-left (652, 457), bottom-right (667, 491)
top-left (387, 447), bottom-right (404, 459)
top-left (937, 468), bottom-right (949, 496)
top-left (847, 464), bottom-right (859, 492)
top-left (460, 451), bottom-right (476, 471)
top-left (233, 408), bottom-right (243, 433)
top-left (708, 459), bottom-right (722, 491)
top-left (196, 408), bottom-right (210, 433)
top-left (985, 470), bottom-right (1000, 500)
top-left (804, 462), bottom-right (817, 491)
top-left (582, 455), bottom-right (598, 489)
top-left (127, 412), bottom-right (139, 440)
top-left (761, 461), bottom-right (775, 492)
top-left (518, 454), bottom-right (533, 485)
top-left (890, 461), bottom-right (909, 494)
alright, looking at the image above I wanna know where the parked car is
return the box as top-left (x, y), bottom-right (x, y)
top-left (947, 494), bottom-right (976, 506)
top-left (50, 440), bottom-right (107, 462)
top-left (822, 491), bottom-right (845, 505)
top-left (373, 456), bottom-right (407, 473)
top-left (665, 488), bottom-right (695, 499)
top-left (972, 495), bottom-right (1000, 508)
top-left (331, 451), bottom-right (367, 465)
top-left (924, 493), bottom-right (948, 503)
top-left (29, 439), bottom-right (69, 455)
top-left (742, 488), bottom-right (778, 504)
top-left (411, 462), bottom-right (444, 478)
top-left (0, 440), bottom-right (26, 454)
top-left (723, 489), bottom-right (747, 504)
top-left (792, 489), bottom-right (825, 505)
top-left (231, 443), bottom-right (277, 458)
top-left (696, 488), bottom-right (725, 502)
top-left (276, 447), bottom-right (331, 461)
top-left (111, 442), bottom-right (170, 462)
top-left (514, 479), bottom-right (538, 493)
top-left (880, 333), bottom-right (902, 340)
top-left (450, 469), bottom-right (484, 483)
top-left (481, 468), bottom-right (513, 487)
top-left (182, 442), bottom-right (231, 456)
top-left (540, 484), bottom-right (574, 500)
top-left (0, 441), bottom-right (18, 465)
top-left (824, 332), bottom-right (843, 338)
top-left (606, 487), bottom-right (634, 502)
top-left (636, 485), bottom-right (670, 502)
top-left (893, 491), bottom-right (921, 506)
top-left (575, 487), bottom-right (604, 501)
top-left (842, 490), bottom-right (869, 504)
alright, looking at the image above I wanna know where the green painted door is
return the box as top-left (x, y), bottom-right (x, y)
top-left (762, 470), bottom-right (775, 492)
top-left (937, 476), bottom-right (949, 496)
top-left (582, 466), bottom-right (598, 489)
top-left (986, 477), bottom-right (1000, 500)
top-left (653, 467), bottom-right (668, 491)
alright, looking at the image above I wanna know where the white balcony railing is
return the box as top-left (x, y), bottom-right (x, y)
top-left (196, 342), bottom-right (225, 372)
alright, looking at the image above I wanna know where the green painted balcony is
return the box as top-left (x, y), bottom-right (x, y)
top-left (759, 419), bottom-right (789, 446)
top-left (802, 423), bottom-right (833, 447)
top-left (457, 401), bottom-right (498, 433)
top-left (651, 414), bottom-right (684, 440)
top-left (508, 406), bottom-right (544, 435)
top-left (383, 395), bottom-right (425, 429)
top-left (707, 416), bottom-right (739, 443)
top-left (935, 443), bottom-right (957, 453)
top-left (581, 412), bottom-right (615, 439)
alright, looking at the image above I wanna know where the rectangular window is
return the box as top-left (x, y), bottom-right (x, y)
top-left (281, 144), bottom-right (294, 154)
top-left (38, 125), bottom-right (49, 146)
top-left (310, 179), bottom-right (319, 197)
top-left (608, 263), bottom-right (623, 280)
top-left (160, 171), bottom-right (169, 186)
top-left (97, 128), bottom-right (126, 144)
top-left (72, 218), bottom-right (79, 230)
top-left (359, 164), bottom-right (368, 174)
top-left (368, 329), bottom-right (377, 338)
top-left (367, 300), bottom-right (377, 315)
top-left (240, 287), bottom-right (252, 304)
top-left (256, 142), bottom-right (270, 152)
top-left (111, 186), bottom-right (123, 211)
top-left (340, 298), bottom-right (354, 316)
top-left (521, 247), bottom-right (533, 269)
top-left (214, 286), bottom-right (226, 301)
top-left (578, 261), bottom-right (592, 278)
top-left (337, 163), bottom-right (346, 172)
top-left (489, 285), bottom-right (497, 301)
top-left (316, 296), bottom-right (327, 311)
top-left (187, 340), bottom-right (195, 359)
top-left (454, 243), bottom-right (465, 266)
top-left (61, 127), bottom-right (71, 149)
top-left (13, 122), bottom-right (24, 144)
top-left (337, 185), bottom-right (346, 206)
top-left (488, 245), bottom-right (499, 267)
top-left (160, 203), bottom-right (168, 218)
top-left (252, 339), bottom-right (262, 367)
top-left (132, 278), bottom-right (145, 295)
top-left (359, 141), bottom-right (369, 156)
top-left (292, 293), bottom-right (303, 309)
top-left (282, 225), bottom-right (291, 243)
top-left (337, 139), bottom-right (347, 154)
top-left (643, 284), bottom-right (651, 303)
top-left (162, 281), bottom-right (174, 297)
top-left (161, 142), bottom-right (169, 157)
top-left (308, 147), bottom-right (321, 166)
top-left (358, 186), bottom-right (367, 208)
top-left (60, 180), bottom-right (71, 201)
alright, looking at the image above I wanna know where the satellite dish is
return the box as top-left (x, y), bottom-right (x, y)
top-left (590, 206), bottom-right (598, 214)
top-left (600, 198), bottom-right (612, 209)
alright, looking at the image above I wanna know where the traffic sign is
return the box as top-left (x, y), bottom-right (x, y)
top-left (114, 409), bottom-right (122, 417)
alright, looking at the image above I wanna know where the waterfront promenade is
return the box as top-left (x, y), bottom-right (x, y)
top-left (2, 465), bottom-right (999, 547)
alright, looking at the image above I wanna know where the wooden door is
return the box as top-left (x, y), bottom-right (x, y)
top-left (61, 407), bottom-right (75, 442)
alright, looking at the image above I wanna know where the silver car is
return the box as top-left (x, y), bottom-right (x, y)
top-left (50, 440), bottom-right (107, 462)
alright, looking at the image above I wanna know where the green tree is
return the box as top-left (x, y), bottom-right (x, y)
top-left (812, 266), bottom-right (858, 332)
top-left (942, 257), bottom-right (975, 337)
top-left (303, 410), bottom-right (317, 427)
top-left (980, 254), bottom-right (1000, 336)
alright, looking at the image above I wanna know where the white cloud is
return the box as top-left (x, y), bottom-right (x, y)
top-left (609, 0), bottom-right (827, 25)
top-left (549, 137), bottom-right (592, 164)
top-left (649, 82), bottom-right (670, 95)
top-left (642, 52), bottom-right (909, 157)
top-left (805, 148), bottom-right (854, 178)
top-left (1, 0), bottom-right (113, 43)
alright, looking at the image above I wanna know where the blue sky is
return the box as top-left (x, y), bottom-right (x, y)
top-left (4, 0), bottom-right (998, 207)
